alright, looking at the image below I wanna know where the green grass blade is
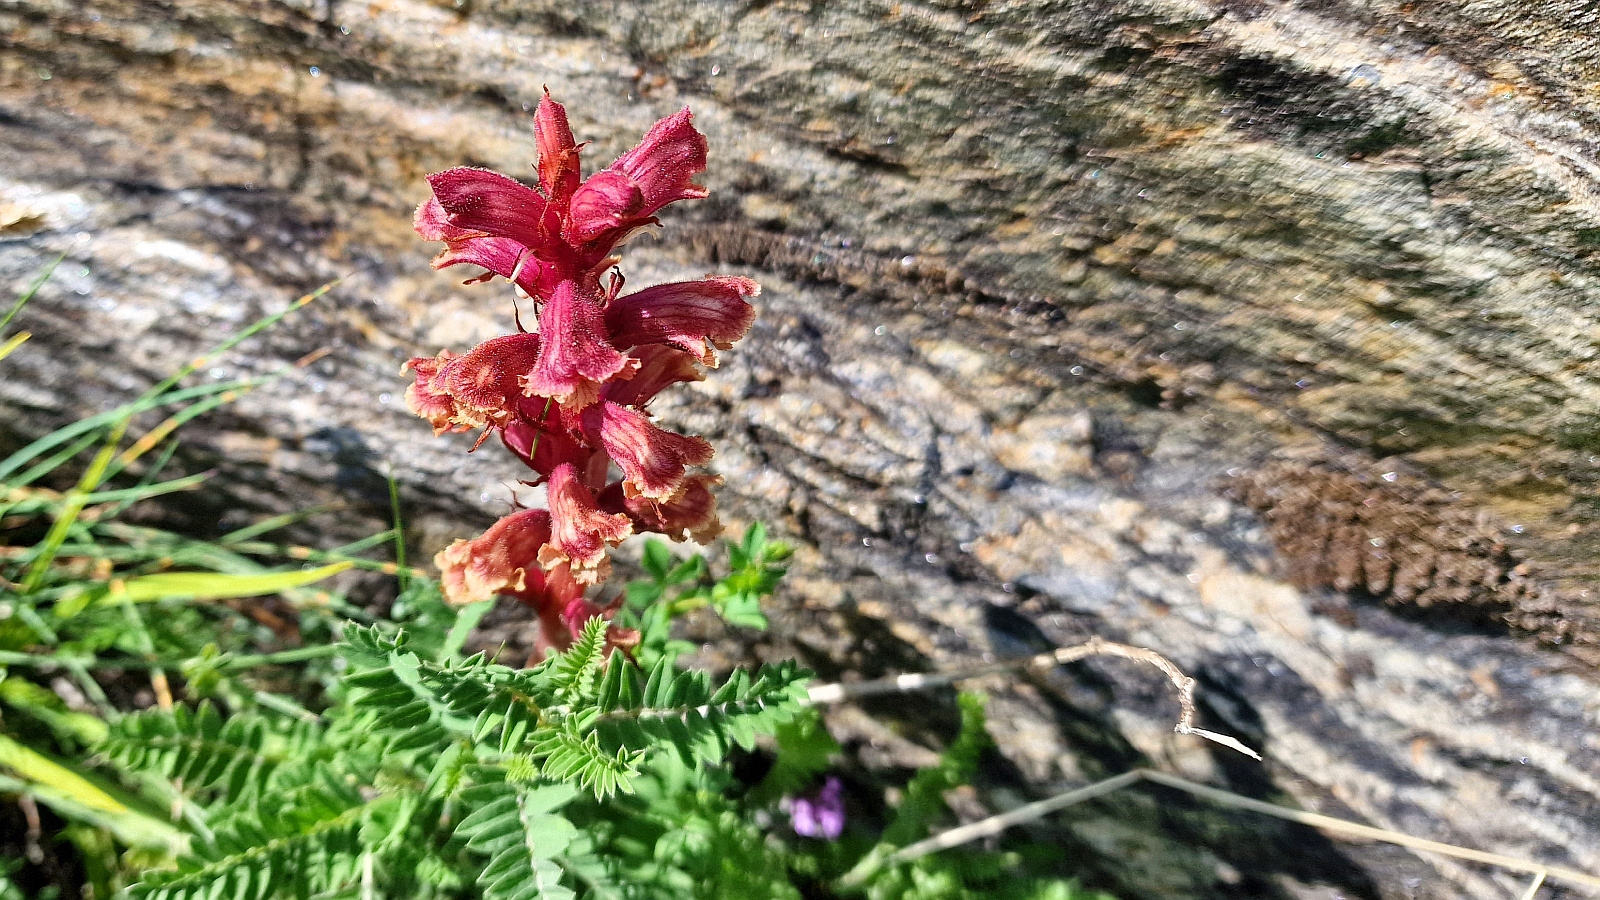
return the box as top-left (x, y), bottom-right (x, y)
top-left (104, 435), bottom-right (183, 518)
top-left (219, 506), bottom-right (336, 544)
top-left (21, 420), bottom-right (130, 592)
top-left (388, 473), bottom-right (409, 593)
top-left (133, 279), bottom-right (338, 409)
top-left (0, 331), bottom-right (30, 363)
top-left (0, 733), bottom-right (186, 853)
top-left (103, 560), bottom-right (353, 603)
top-left (0, 377), bottom-right (263, 483)
top-left (0, 253), bottom-right (61, 336)
top-left (6, 430), bottom-right (101, 490)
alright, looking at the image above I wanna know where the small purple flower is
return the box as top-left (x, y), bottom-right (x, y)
top-left (788, 776), bottom-right (845, 839)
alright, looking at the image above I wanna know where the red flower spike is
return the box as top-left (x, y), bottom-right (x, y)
top-left (402, 351), bottom-right (466, 435)
top-left (435, 508), bottom-right (552, 606)
top-left (413, 96), bottom-right (754, 651)
top-left (524, 279), bottom-right (631, 410)
top-left (605, 276), bottom-right (759, 366)
top-left (534, 92), bottom-right (581, 205)
top-left (601, 344), bottom-right (704, 409)
top-left (540, 462), bottom-right (633, 583)
top-left (582, 401), bottom-right (713, 500)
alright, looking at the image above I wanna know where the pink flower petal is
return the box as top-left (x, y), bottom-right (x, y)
top-left (605, 473), bottom-right (723, 543)
top-left (417, 195), bottom-right (560, 295)
top-left (402, 351), bottom-right (466, 435)
top-left (434, 508), bottom-right (552, 606)
top-left (604, 276), bottom-right (758, 366)
top-left (414, 196), bottom-right (474, 243)
top-left (524, 279), bottom-right (630, 409)
top-left (601, 344), bottom-right (704, 408)
top-left (534, 92), bottom-right (581, 205)
top-left (437, 332), bottom-right (543, 430)
top-left (582, 401), bottom-right (713, 500)
top-left (564, 170), bottom-right (645, 245)
top-left (427, 167), bottom-right (551, 250)
top-left (540, 462), bottom-right (633, 583)
top-left (608, 107), bottom-right (709, 214)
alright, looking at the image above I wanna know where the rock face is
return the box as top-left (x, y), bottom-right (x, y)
top-left (4, 2), bottom-right (1600, 898)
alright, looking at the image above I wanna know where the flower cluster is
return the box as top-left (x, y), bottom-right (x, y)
top-left (407, 92), bottom-right (757, 656)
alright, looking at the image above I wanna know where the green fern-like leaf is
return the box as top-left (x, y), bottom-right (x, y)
top-left (546, 617), bottom-right (609, 705)
top-left (529, 726), bottom-right (643, 798)
top-left (589, 658), bottom-right (812, 771)
top-left (102, 702), bottom-right (313, 805)
top-left (127, 765), bottom-right (372, 900)
top-left (455, 777), bottom-right (579, 900)
top-left (882, 692), bottom-right (992, 848)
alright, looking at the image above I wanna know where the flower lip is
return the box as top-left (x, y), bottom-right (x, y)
top-left (602, 473), bottom-right (723, 544)
top-left (605, 276), bottom-right (758, 367)
top-left (402, 350), bottom-right (465, 435)
top-left (540, 462), bottom-right (633, 583)
top-left (523, 278), bottom-right (631, 411)
top-left (434, 507), bottom-right (552, 606)
top-left (427, 167), bottom-right (552, 251)
top-left (608, 107), bottom-right (709, 212)
top-left (582, 401), bottom-right (713, 501)
top-left (600, 344), bottom-right (704, 409)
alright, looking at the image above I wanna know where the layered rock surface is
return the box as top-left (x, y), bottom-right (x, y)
top-left (3, 1), bottom-right (1600, 897)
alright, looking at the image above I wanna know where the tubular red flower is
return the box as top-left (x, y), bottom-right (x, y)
top-left (564, 170), bottom-right (646, 245)
top-left (403, 333), bottom-right (544, 444)
top-left (441, 332), bottom-right (543, 430)
top-left (581, 401), bottom-right (713, 500)
top-left (601, 344), bottom-right (704, 408)
top-left (434, 508), bottom-right (552, 606)
top-left (524, 279), bottom-right (631, 410)
top-left (554, 596), bottom-right (640, 656)
top-left (415, 196), bottom-right (562, 297)
top-left (426, 167), bottom-right (552, 251)
top-left (604, 473), bottom-right (723, 543)
top-left (607, 108), bottom-right (709, 214)
top-left (402, 350), bottom-right (466, 435)
top-left (540, 462), bottom-right (633, 583)
top-left (534, 92), bottom-right (581, 205)
top-left (511, 569), bottom-right (641, 659)
top-left (604, 276), bottom-right (759, 366)
top-left (561, 107), bottom-right (707, 249)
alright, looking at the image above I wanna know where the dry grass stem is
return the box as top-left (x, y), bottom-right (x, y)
top-left (805, 636), bottom-right (1262, 760)
top-left (872, 769), bottom-right (1598, 896)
